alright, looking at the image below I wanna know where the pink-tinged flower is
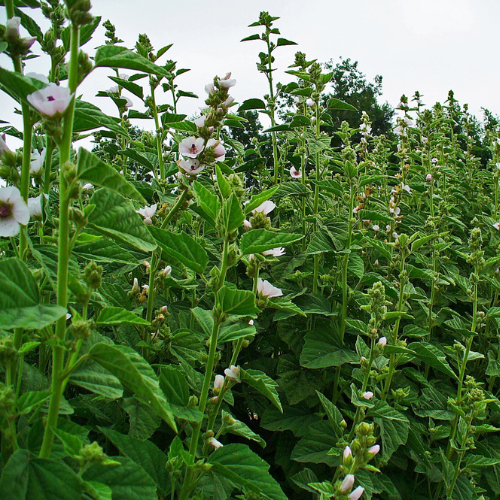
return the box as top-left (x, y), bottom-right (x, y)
top-left (179, 136), bottom-right (205, 158)
top-left (124, 97), bottom-right (133, 109)
top-left (372, 224), bottom-right (380, 232)
top-left (194, 115), bottom-right (206, 128)
top-left (27, 84), bottom-right (73, 119)
top-left (214, 374), bottom-right (224, 390)
top-left (223, 95), bottom-right (235, 108)
top-left (378, 337), bottom-right (387, 346)
top-left (0, 186), bottom-right (30, 237)
top-left (426, 174), bottom-right (432, 181)
top-left (431, 157), bottom-right (438, 164)
top-left (306, 98), bottom-right (314, 107)
top-left (206, 138), bottom-right (226, 162)
top-left (209, 437), bottom-right (223, 449)
top-left (82, 183), bottom-right (93, 190)
top-left (362, 391), bottom-right (374, 400)
top-left (26, 72), bottom-right (49, 84)
top-left (218, 73), bottom-right (236, 89)
top-left (224, 365), bottom-right (241, 382)
top-left (340, 475), bottom-right (355, 494)
top-left (494, 223), bottom-right (500, 231)
top-left (249, 319), bottom-right (254, 326)
top-left (368, 444), bottom-right (380, 456)
top-left (30, 148), bottom-right (46, 174)
top-left (343, 446), bottom-right (352, 459)
top-left (0, 135), bottom-right (12, 159)
top-left (243, 219), bottom-right (252, 229)
top-left (6, 17), bottom-right (20, 39)
top-left (349, 486), bottom-right (365, 500)
top-left (257, 278), bottom-right (283, 298)
top-left (178, 158), bottom-right (205, 175)
top-left (119, 73), bottom-right (129, 81)
top-left (132, 278), bottom-right (140, 292)
top-left (28, 195), bottom-right (44, 218)
top-left (374, 259), bottom-right (379, 266)
top-left (290, 166), bottom-right (301, 178)
top-left (392, 231), bottom-right (399, 239)
top-left (20, 36), bottom-right (36, 51)
top-left (106, 85), bottom-right (119, 94)
top-left (161, 305), bottom-right (168, 313)
top-left (136, 204), bottom-right (157, 225)
top-left (263, 247), bottom-right (285, 257)
top-left (252, 200), bottom-right (275, 215)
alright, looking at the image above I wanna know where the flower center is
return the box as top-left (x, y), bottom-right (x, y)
top-left (0, 200), bottom-right (13, 219)
top-left (47, 95), bottom-right (56, 101)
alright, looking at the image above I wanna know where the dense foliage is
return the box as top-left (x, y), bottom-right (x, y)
top-left (1, 3), bottom-right (500, 500)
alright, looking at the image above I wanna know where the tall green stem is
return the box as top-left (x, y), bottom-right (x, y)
top-left (39, 24), bottom-right (80, 459)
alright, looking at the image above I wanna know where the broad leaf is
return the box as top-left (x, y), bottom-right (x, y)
top-left (240, 229), bottom-right (303, 255)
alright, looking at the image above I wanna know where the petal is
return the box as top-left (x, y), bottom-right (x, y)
top-left (0, 217), bottom-right (21, 237)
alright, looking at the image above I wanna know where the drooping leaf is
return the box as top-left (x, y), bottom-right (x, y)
top-left (240, 229), bottom-right (303, 255)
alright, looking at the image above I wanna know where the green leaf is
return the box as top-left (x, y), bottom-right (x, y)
top-left (301, 329), bottom-right (358, 368)
top-left (215, 164), bottom-right (232, 199)
top-left (209, 444), bottom-right (287, 500)
top-left (192, 181), bottom-right (221, 222)
top-left (306, 232), bottom-right (336, 254)
top-left (0, 258), bottom-right (67, 330)
top-left (222, 193), bottom-right (245, 231)
top-left (99, 428), bottom-right (169, 497)
top-left (240, 229), bottom-right (303, 255)
top-left (409, 342), bottom-right (458, 379)
top-left (276, 37), bottom-right (298, 47)
top-left (238, 98), bottom-right (267, 112)
top-left (17, 390), bottom-right (52, 414)
top-left (0, 67), bottom-right (45, 105)
top-left (274, 181), bottom-right (310, 197)
top-left (219, 320), bottom-right (256, 343)
top-left (88, 343), bottom-right (177, 432)
top-left (108, 76), bottom-right (144, 100)
top-left (94, 45), bottom-right (171, 78)
top-left (261, 404), bottom-right (321, 436)
top-left (291, 420), bottom-right (338, 465)
top-left (0, 449), bottom-right (83, 500)
top-left (244, 187), bottom-right (278, 213)
top-left (316, 391), bottom-right (344, 437)
top-left (327, 98), bottom-right (357, 111)
top-left (83, 457), bottom-right (157, 500)
top-left (76, 149), bottom-right (144, 203)
top-left (96, 307), bottom-right (149, 326)
top-left (358, 209), bottom-right (393, 224)
top-left (122, 398), bottom-right (161, 441)
top-left (73, 236), bottom-right (138, 265)
top-left (69, 362), bottom-right (124, 400)
top-left (88, 190), bottom-right (157, 253)
top-left (53, 428), bottom-right (83, 458)
top-left (217, 286), bottom-right (259, 317)
top-left (148, 227), bottom-right (208, 274)
top-left (277, 355), bottom-right (323, 405)
top-left (221, 410), bottom-right (266, 447)
top-left (240, 368), bottom-right (282, 411)
top-left (74, 100), bottom-right (129, 136)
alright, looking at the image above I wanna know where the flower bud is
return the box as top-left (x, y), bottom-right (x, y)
top-left (362, 391), bottom-right (374, 400)
top-left (368, 444), bottom-right (380, 456)
top-left (349, 486), bottom-right (365, 500)
top-left (378, 337), bottom-right (387, 346)
top-left (340, 474), bottom-right (355, 493)
top-left (214, 374), bottom-right (224, 390)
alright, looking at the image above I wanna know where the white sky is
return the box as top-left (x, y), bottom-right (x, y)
top-left (1, 0), bottom-right (499, 147)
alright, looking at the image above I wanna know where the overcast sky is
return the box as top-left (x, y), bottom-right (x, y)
top-left (1, 0), bottom-right (499, 146)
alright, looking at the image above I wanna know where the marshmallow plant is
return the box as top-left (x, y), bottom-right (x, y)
top-left (1, 3), bottom-right (500, 500)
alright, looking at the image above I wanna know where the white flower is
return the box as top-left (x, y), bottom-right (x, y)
top-left (386, 225), bottom-right (391, 231)
top-left (403, 116), bottom-right (415, 127)
top-left (362, 391), bottom-right (374, 400)
top-left (402, 183), bottom-right (412, 194)
top-left (372, 224), bottom-right (380, 232)
top-left (306, 98), bottom-right (314, 107)
top-left (353, 206), bottom-right (360, 214)
top-left (214, 374), bottom-right (224, 390)
top-left (28, 195), bottom-right (44, 218)
top-left (124, 97), bottom-right (133, 109)
top-left (30, 149), bottom-right (46, 174)
top-left (0, 186), bottom-right (30, 237)
top-left (106, 85), bottom-right (119, 94)
top-left (496, 162), bottom-right (500, 170)
top-left (0, 135), bottom-right (12, 159)
top-left (160, 265), bottom-right (172, 278)
top-left (206, 138), bottom-right (226, 162)
top-left (431, 157), bottom-right (438, 164)
top-left (218, 73), bottom-right (236, 89)
top-left (263, 247), bottom-right (285, 257)
top-left (194, 115), bottom-right (206, 128)
top-left (343, 446), bottom-right (352, 459)
top-left (368, 444), bottom-right (380, 456)
top-left (252, 200), bottom-right (275, 215)
top-left (493, 222), bottom-right (500, 231)
top-left (209, 437), bottom-right (223, 449)
top-left (257, 278), bottom-right (283, 298)
top-left (243, 219), bottom-right (252, 229)
top-left (426, 174), bottom-right (432, 181)
top-left (205, 82), bottom-right (216, 94)
top-left (422, 136), bottom-right (428, 144)
top-left (136, 204), bottom-right (157, 225)
top-left (82, 183), bottom-right (93, 190)
top-left (27, 84), bottom-right (73, 119)
top-left (392, 231), bottom-right (399, 239)
top-left (249, 319), bottom-right (254, 326)
top-left (290, 166), bottom-right (301, 178)
top-left (178, 158), bottom-right (205, 175)
top-left (224, 365), bottom-right (241, 382)
top-left (25, 72), bottom-right (49, 84)
top-left (340, 474), bottom-right (355, 494)
top-left (6, 17), bottom-right (20, 39)
top-left (142, 284), bottom-right (149, 292)
top-left (378, 337), bottom-right (387, 346)
top-left (179, 137), bottom-right (205, 158)
top-left (223, 96), bottom-right (235, 108)
top-left (132, 278), bottom-right (140, 292)
top-left (349, 486), bottom-right (365, 500)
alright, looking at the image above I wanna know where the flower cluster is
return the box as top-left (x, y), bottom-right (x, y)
top-left (177, 73), bottom-right (236, 177)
